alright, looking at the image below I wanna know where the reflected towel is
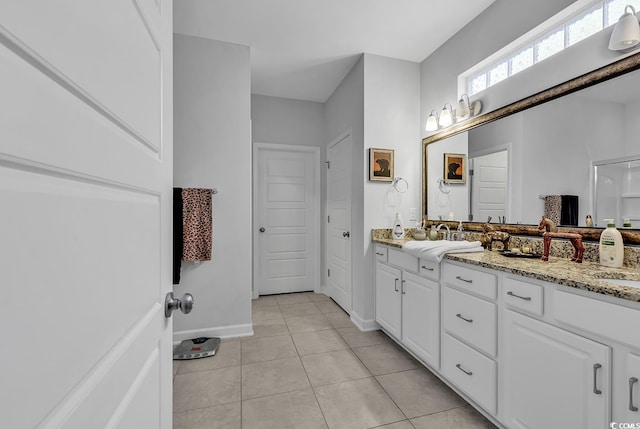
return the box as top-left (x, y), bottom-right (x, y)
top-left (173, 187), bottom-right (183, 284)
top-left (402, 240), bottom-right (484, 262)
top-left (182, 188), bottom-right (213, 262)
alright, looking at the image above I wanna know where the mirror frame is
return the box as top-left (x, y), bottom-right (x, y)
top-left (422, 51), bottom-right (640, 244)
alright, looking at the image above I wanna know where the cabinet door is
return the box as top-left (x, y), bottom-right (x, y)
top-left (375, 262), bottom-right (402, 339)
top-left (402, 271), bottom-right (440, 368)
top-left (618, 352), bottom-right (640, 423)
top-left (502, 310), bottom-right (610, 429)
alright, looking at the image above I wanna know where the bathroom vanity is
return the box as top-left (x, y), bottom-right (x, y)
top-left (373, 234), bottom-right (640, 429)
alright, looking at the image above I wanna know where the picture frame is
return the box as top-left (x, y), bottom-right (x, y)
top-left (369, 148), bottom-right (394, 182)
top-left (443, 153), bottom-right (466, 184)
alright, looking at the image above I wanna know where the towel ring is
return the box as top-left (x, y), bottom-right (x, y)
top-left (437, 178), bottom-right (451, 194)
top-left (392, 177), bottom-right (408, 193)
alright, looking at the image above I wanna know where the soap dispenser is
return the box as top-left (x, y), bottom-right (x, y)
top-left (456, 221), bottom-right (465, 241)
top-left (599, 219), bottom-right (623, 268)
top-left (392, 212), bottom-right (404, 239)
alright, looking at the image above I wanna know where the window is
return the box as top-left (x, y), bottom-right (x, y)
top-left (465, 0), bottom-right (640, 96)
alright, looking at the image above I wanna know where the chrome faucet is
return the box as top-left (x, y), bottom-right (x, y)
top-left (436, 223), bottom-right (451, 240)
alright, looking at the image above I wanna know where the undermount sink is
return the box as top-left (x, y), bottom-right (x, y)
top-left (597, 278), bottom-right (640, 289)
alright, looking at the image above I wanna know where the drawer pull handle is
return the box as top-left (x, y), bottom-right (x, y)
top-left (456, 313), bottom-right (473, 323)
top-left (394, 278), bottom-right (399, 292)
top-left (630, 377), bottom-right (639, 411)
top-left (507, 291), bottom-right (532, 301)
top-left (376, 252), bottom-right (384, 256)
top-left (401, 279), bottom-right (406, 295)
top-left (455, 276), bottom-right (473, 283)
top-left (456, 363), bottom-right (473, 376)
top-left (593, 363), bottom-right (602, 395)
top-left (421, 265), bottom-right (434, 271)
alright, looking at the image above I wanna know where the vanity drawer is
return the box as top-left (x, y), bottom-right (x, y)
top-left (503, 277), bottom-right (544, 316)
top-left (374, 245), bottom-right (388, 262)
top-left (443, 286), bottom-right (497, 357)
top-left (388, 248), bottom-right (418, 272)
top-left (442, 332), bottom-right (497, 414)
top-left (443, 263), bottom-right (497, 300)
top-left (419, 258), bottom-right (440, 281)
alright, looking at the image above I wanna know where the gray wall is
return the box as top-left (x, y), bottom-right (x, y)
top-left (173, 34), bottom-right (252, 340)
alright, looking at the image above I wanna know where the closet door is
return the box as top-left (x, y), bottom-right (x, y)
top-left (0, 1), bottom-right (173, 428)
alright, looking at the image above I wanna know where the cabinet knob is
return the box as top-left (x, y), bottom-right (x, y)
top-left (593, 363), bottom-right (602, 395)
top-left (630, 377), bottom-right (639, 412)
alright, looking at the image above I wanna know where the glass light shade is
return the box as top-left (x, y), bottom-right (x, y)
top-left (425, 110), bottom-right (439, 131)
top-left (457, 94), bottom-right (471, 120)
top-left (609, 5), bottom-right (640, 51)
top-left (438, 104), bottom-right (453, 127)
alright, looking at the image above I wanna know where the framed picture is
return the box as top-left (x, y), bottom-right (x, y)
top-left (369, 148), bottom-right (394, 182)
top-left (443, 153), bottom-right (466, 184)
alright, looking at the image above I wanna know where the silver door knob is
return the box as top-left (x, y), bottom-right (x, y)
top-left (165, 292), bottom-right (194, 317)
top-left (259, 227), bottom-right (266, 233)
top-left (343, 231), bottom-right (350, 238)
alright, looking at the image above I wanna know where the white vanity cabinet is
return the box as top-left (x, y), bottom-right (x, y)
top-left (502, 309), bottom-right (610, 429)
top-left (374, 245), bottom-right (440, 368)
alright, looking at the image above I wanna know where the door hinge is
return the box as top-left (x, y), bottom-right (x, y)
top-left (469, 169), bottom-right (474, 176)
top-left (325, 161), bottom-right (330, 169)
top-left (328, 269), bottom-right (330, 277)
top-left (328, 215), bottom-right (330, 223)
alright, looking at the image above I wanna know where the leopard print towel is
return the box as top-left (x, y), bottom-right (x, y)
top-left (182, 188), bottom-right (212, 261)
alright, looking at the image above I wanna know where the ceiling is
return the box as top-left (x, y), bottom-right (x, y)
top-left (173, 0), bottom-right (496, 103)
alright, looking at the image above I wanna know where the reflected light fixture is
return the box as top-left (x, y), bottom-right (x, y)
top-left (438, 104), bottom-right (454, 127)
top-left (609, 5), bottom-right (640, 51)
top-left (425, 110), bottom-right (439, 131)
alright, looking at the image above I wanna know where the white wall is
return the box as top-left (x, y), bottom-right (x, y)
top-left (362, 54), bottom-right (421, 326)
top-left (173, 34), bottom-right (252, 340)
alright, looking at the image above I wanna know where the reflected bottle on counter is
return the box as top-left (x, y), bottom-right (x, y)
top-left (585, 214), bottom-right (593, 227)
top-left (429, 225), bottom-right (438, 240)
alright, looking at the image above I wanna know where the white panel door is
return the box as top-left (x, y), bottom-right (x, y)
top-left (0, 1), bottom-right (173, 428)
top-left (254, 145), bottom-right (319, 295)
top-left (471, 150), bottom-right (508, 222)
top-left (326, 134), bottom-right (352, 312)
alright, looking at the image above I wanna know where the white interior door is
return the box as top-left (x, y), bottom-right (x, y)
top-left (254, 144), bottom-right (320, 296)
top-left (0, 2), bottom-right (173, 428)
top-left (471, 150), bottom-right (508, 222)
top-left (326, 133), bottom-right (352, 312)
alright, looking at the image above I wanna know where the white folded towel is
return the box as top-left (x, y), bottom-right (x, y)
top-left (402, 240), bottom-right (484, 262)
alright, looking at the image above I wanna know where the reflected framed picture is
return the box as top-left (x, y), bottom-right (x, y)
top-left (369, 148), bottom-right (394, 182)
top-left (443, 153), bottom-right (466, 184)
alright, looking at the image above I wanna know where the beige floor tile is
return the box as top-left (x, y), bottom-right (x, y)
top-left (251, 295), bottom-right (279, 308)
top-left (305, 292), bottom-right (333, 302)
top-left (314, 377), bottom-right (405, 429)
top-left (275, 292), bottom-right (313, 305)
top-left (314, 300), bottom-right (343, 313)
top-left (173, 366), bottom-right (240, 412)
top-left (352, 342), bottom-right (419, 375)
top-left (374, 421), bottom-right (415, 429)
top-left (241, 334), bottom-right (298, 364)
top-left (337, 327), bottom-right (390, 348)
top-left (292, 329), bottom-right (348, 355)
top-left (377, 368), bottom-right (467, 418)
top-left (242, 388), bottom-right (328, 429)
top-left (173, 402), bottom-right (241, 429)
top-left (177, 341), bottom-right (241, 374)
top-left (301, 349), bottom-right (371, 386)
top-left (411, 405), bottom-right (498, 429)
top-left (324, 311), bottom-right (353, 328)
top-left (251, 305), bottom-right (283, 322)
top-left (280, 302), bottom-right (322, 318)
top-left (285, 314), bottom-right (334, 333)
top-left (246, 318), bottom-right (290, 339)
top-left (242, 356), bottom-right (310, 400)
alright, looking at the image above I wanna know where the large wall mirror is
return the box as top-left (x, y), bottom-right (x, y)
top-left (422, 52), bottom-right (640, 243)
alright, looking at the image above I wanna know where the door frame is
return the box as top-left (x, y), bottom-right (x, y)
top-left (252, 143), bottom-right (320, 299)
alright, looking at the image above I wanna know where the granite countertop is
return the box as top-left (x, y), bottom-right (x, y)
top-left (372, 235), bottom-right (640, 303)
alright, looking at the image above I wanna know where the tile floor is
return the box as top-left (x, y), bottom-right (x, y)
top-left (173, 292), bottom-right (498, 429)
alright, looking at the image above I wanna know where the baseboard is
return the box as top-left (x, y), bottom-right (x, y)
top-left (349, 311), bottom-right (380, 332)
top-left (173, 323), bottom-right (253, 345)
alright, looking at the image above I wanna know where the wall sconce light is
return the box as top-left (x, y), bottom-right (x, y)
top-left (425, 110), bottom-right (439, 131)
top-left (609, 5), bottom-right (640, 51)
top-left (456, 94), bottom-right (482, 121)
top-left (438, 104), bottom-right (454, 127)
